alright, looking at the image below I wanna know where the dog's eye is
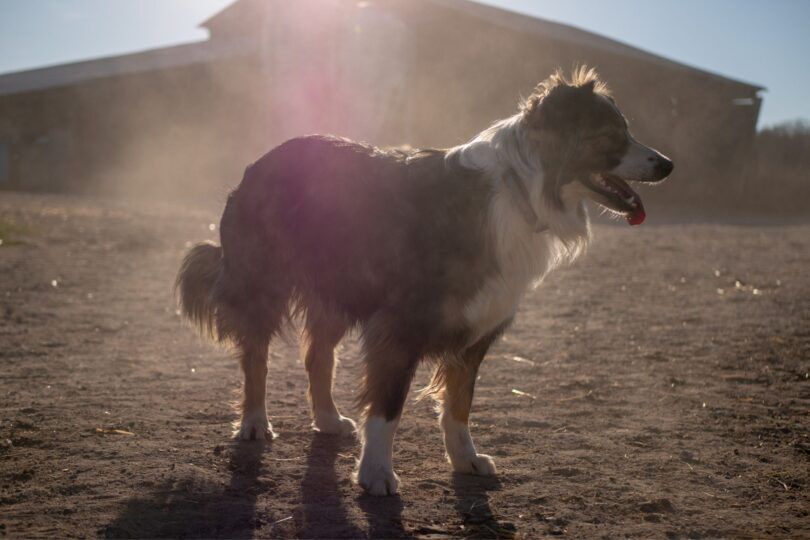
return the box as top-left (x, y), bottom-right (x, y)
top-left (583, 132), bottom-right (616, 144)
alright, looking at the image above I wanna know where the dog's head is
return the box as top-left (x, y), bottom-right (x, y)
top-left (522, 67), bottom-right (673, 225)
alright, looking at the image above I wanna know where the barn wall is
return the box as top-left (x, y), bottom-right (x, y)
top-left (0, 54), bottom-right (276, 197)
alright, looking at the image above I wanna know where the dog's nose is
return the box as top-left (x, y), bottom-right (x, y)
top-left (656, 158), bottom-right (674, 178)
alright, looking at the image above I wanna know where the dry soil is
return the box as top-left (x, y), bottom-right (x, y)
top-left (1, 192), bottom-right (808, 538)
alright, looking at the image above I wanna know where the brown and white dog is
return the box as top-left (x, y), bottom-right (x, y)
top-left (176, 67), bottom-right (673, 496)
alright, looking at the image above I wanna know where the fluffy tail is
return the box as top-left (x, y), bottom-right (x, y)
top-left (175, 242), bottom-right (223, 340)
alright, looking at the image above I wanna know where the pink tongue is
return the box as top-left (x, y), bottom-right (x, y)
top-left (625, 196), bottom-right (646, 226)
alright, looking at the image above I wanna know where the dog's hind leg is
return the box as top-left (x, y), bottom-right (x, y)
top-left (215, 183), bottom-right (296, 441)
top-left (355, 332), bottom-right (419, 496)
top-left (302, 312), bottom-right (355, 436)
top-left (235, 331), bottom-right (274, 441)
top-left (435, 332), bottom-right (501, 476)
top-left (217, 284), bottom-right (291, 441)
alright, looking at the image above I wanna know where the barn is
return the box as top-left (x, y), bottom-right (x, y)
top-left (0, 0), bottom-right (763, 204)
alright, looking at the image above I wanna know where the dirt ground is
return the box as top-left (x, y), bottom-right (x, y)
top-left (0, 191), bottom-right (808, 539)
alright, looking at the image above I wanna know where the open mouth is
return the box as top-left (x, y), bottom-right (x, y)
top-left (583, 173), bottom-right (646, 225)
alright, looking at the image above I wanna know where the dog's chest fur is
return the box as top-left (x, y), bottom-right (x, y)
top-left (461, 188), bottom-right (561, 345)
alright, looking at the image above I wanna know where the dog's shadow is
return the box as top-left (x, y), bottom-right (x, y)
top-left (103, 434), bottom-right (511, 538)
top-left (296, 432), bottom-right (368, 538)
top-left (299, 437), bottom-right (517, 539)
top-left (356, 488), bottom-right (408, 539)
top-left (451, 473), bottom-right (517, 539)
top-left (102, 440), bottom-right (268, 538)
top-left (101, 432), bottom-right (409, 538)
top-left (299, 432), bottom-right (413, 538)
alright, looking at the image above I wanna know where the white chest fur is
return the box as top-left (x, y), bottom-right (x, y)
top-left (450, 114), bottom-right (591, 345)
top-left (463, 188), bottom-right (555, 345)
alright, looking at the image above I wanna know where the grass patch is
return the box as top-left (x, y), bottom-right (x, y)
top-left (0, 219), bottom-right (30, 247)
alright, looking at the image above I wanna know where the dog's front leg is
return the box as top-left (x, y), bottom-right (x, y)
top-left (438, 336), bottom-right (498, 475)
top-left (303, 315), bottom-right (355, 436)
top-left (355, 341), bottom-right (418, 496)
top-left (357, 415), bottom-right (401, 496)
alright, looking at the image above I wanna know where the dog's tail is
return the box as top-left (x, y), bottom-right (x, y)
top-left (175, 242), bottom-right (223, 340)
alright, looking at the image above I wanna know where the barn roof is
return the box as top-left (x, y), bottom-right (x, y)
top-left (201, 0), bottom-right (764, 92)
top-left (0, 0), bottom-right (763, 98)
top-left (427, 0), bottom-right (764, 91)
top-left (0, 37), bottom-right (253, 97)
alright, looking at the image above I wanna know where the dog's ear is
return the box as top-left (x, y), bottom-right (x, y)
top-left (526, 83), bottom-right (594, 209)
top-left (525, 81), bottom-right (595, 132)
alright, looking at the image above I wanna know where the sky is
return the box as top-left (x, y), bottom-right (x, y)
top-left (0, 0), bottom-right (808, 128)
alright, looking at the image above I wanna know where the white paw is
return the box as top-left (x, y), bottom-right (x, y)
top-left (356, 461), bottom-right (400, 496)
top-left (234, 410), bottom-right (276, 441)
top-left (312, 410), bottom-right (357, 436)
top-left (451, 453), bottom-right (497, 476)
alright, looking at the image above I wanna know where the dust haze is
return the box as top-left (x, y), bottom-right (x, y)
top-left (5, 0), bottom-right (804, 215)
top-left (0, 0), bottom-right (808, 538)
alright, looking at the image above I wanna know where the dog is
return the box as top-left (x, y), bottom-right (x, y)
top-left (176, 67), bottom-right (673, 496)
